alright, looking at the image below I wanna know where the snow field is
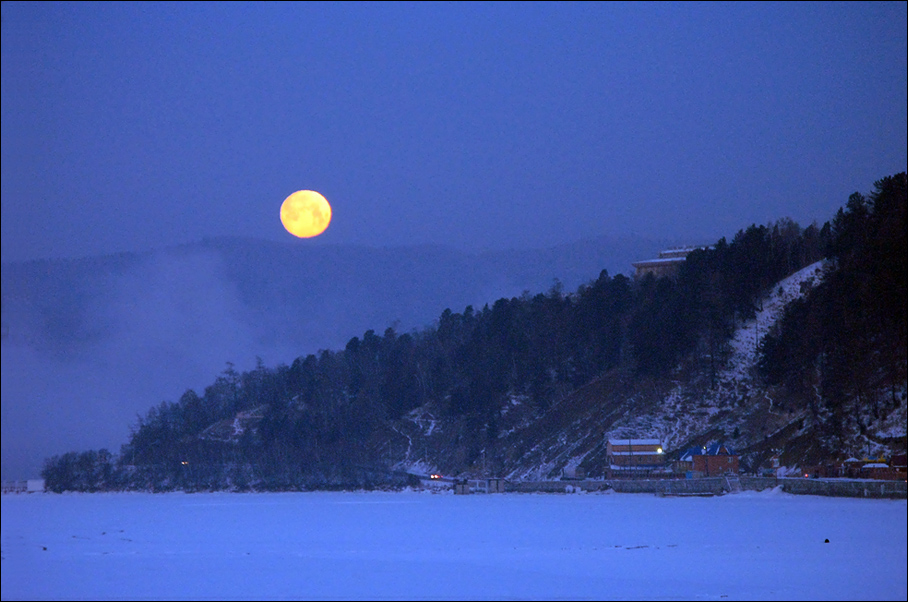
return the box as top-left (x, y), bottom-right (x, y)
top-left (2, 488), bottom-right (905, 601)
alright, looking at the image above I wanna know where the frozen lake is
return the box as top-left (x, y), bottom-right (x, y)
top-left (2, 488), bottom-right (905, 601)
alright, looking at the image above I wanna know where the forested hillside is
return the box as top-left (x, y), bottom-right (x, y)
top-left (41, 174), bottom-right (907, 492)
top-left (758, 173), bottom-right (907, 454)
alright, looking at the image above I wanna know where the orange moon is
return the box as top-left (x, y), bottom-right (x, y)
top-left (280, 190), bottom-right (332, 238)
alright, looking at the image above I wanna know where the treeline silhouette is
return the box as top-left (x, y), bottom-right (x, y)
top-left (41, 173), bottom-right (906, 492)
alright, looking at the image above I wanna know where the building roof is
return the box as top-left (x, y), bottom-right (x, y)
top-left (659, 248), bottom-right (703, 258)
top-left (704, 442), bottom-right (736, 456)
top-left (679, 447), bottom-right (706, 461)
top-left (632, 246), bottom-right (711, 266)
top-left (681, 443), bottom-right (737, 458)
top-left (631, 257), bottom-right (688, 268)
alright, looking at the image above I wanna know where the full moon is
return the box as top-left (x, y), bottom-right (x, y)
top-left (280, 190), bottom-right (332, 238)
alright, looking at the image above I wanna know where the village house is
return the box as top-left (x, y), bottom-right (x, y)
top-left (1, 479), bottom-right (45, 493)
top-left (606, 438), bottom-right (665, 477)
top-left (841, 455), bottom-right (906, 480)
top-left (454, 478), bottom-right (505, 494)
top-left (860, 457), bottom-right (906, 481)
top-left (561, 466), bottom-right (587, 480)
top-left (842, 457), bottom-right (865, 479)
top-left (690, 442), bottom-right (739, 477)
top-left (673, 447), bottom-right (702, 475)
top-left (859, 462), bottom-right (893, 480)
top-left (631, 247), bottom-right (708, 279)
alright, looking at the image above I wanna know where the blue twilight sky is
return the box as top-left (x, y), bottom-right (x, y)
top-left (2, 1), bottom-right (907, 263)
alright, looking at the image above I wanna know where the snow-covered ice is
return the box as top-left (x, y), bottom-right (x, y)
top-left (2, 488), bottom-right (905, 601)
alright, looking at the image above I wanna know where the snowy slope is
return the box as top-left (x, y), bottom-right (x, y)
top-left (569, 262), bottom-right (827, 460)
top-left (723, 260), bottom-right (827, 383)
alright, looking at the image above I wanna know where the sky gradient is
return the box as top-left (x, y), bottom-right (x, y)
top-left (3, 1), bottom-right (906, 263)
